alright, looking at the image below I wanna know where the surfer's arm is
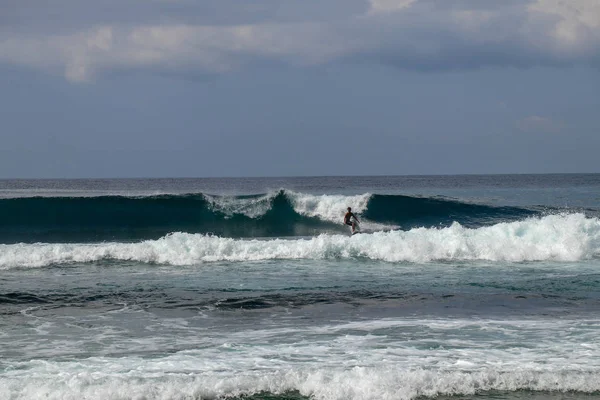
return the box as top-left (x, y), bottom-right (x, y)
top-left (352, 213), bottom-right (359, 222)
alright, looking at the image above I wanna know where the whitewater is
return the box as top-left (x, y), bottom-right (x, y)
top-left (1, 175), bottom-right (600, 400)
top-left (2, 213), bottom-right (599, 268)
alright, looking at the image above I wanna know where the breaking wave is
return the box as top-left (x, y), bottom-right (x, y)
top-left (0, 190), bottom-right (537, 243)
top-left (1, 214), bottom-right (598, 269)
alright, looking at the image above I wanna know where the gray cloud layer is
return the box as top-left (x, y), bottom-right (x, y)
top-left (1, 0), bottom-right (599, 82)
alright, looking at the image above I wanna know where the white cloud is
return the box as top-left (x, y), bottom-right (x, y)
top-left (0, 0), bottom-right (599, 82)
top-left (367, 0), bottom-right (417, 14)
top-left (0, 22), bottom-right (336, 82)
top-left (528, 0), bottom-right (600, 55)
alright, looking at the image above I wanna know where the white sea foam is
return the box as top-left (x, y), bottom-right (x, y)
top-left (2, 358), bottom-right (599, 400)
top-left (206, 190), bottom-right (379, 227)
top-left (204, 192), bottom-right (278, 218)
top-left (287, 190), bottom-right (392, 231)
top-left (3, 313), bottom-right (600, 399)
top-left (1, 214), bottom-right (598, 269)
top-left (287, 191), bottom-right (372, 222)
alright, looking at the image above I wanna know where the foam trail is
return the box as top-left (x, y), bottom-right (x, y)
top-left (1, 214), bottom-right (598, 269)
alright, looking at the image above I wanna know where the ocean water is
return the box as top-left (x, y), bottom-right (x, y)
top-left (1, 174), bottom-right (599, 400)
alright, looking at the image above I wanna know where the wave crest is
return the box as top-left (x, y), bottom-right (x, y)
top-left (0, 190), bottom-right (538, 243)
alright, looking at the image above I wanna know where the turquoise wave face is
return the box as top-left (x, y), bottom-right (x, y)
top-left (0, 190), bottom-right (539, 243)
top-left (362, 194), bottom-right (536, 227)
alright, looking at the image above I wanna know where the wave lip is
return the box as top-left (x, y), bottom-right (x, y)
top-left (1, 214), bottom-right (598, 269)
top-left (0, 191), bottom-right (342, 243)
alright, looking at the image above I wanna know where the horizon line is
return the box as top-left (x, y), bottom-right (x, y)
top-left (1, 172), bottom-right (599, 181)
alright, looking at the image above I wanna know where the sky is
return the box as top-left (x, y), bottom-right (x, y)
top-left (1, 0), bottom-right (599, 178)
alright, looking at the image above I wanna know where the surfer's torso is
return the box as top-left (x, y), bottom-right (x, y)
top-left (344, 212), bottom-right (354, 225)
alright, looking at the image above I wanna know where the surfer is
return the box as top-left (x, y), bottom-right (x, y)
top-left (344, 207), bottom-right (360, 234)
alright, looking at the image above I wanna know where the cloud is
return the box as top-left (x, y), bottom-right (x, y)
top-left (367, 0), bottom-right (417, 14)
top-left (0, 0), bottom-right (599, 82)
top-left (517, 115), bottom-right (563, 133)
top-left (529, 0), bottom-right (600, 48)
